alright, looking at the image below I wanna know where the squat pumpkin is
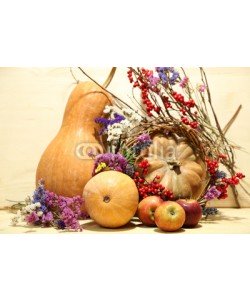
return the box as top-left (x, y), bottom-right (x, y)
top-left (83, 171), bottom-right (139, 228)
top-left (140, 134), bottom-right (207, 200)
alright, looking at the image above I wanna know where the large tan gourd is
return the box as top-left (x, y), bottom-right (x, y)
top-left (36, 81), bottom-right (113, 197)
top-left (141, 134), bottom-right (207, 200)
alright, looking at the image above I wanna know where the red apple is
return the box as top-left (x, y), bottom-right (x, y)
top-left (137, 196), bottom-right (163, 226)
top-left (176, 199), bottom-right (202, 228)
top-left (154, 201), bottom-right (185, 232)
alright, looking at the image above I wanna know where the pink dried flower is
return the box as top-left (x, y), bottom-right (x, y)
top-left (26, 212), bottom-right (39, 224)
top-left (57, 195), bottom-right (83, 231)
top-left (179, 76), bottom-right (189, 88)
top-left (197, 84), bottom-right (206, 93)
top-left (148, 75), bottom-right (160, 86)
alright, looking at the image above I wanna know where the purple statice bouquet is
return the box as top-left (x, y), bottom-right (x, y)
top-left (91, 134), bottom-right (152, 178)
top-left (93, 153), bottom-right (128, 175)
top-left (11, 180), bottom-right (88, 231)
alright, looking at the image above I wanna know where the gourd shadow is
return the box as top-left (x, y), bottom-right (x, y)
top-left (83, 220), bottom-right (137, 232)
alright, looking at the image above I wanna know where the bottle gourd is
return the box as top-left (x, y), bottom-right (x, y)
top-left (36, 81), bottom-right (113, 197)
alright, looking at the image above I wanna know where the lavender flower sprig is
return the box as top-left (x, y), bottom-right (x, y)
top-left (215, 170), bottom-right (227, 179)
top-left (11, 180), bottom-right (87, 231)
top-left (95, 113), bottom-right (125, 134)
top-left (156, 67), bottom-right (180, 85)
top-left (132, 133), bottom-right (152, 156)
top-left (202, 207), bottom-right (219, 218)
top-left (203, 186), bottom-right (221, 201)
top-left (121, 133), bottom-right (152, 165)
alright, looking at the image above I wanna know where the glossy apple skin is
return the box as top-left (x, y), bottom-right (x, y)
top-left (137, 196), bottom-right (163, 226)
top-left (176, 199), bottom-right (202, 228)
top-left (154, 201), bottom-right (185, 232)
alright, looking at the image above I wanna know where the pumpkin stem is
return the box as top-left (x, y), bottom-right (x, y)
top-left (103, 196), bottom-right (111, 203)
top-left (166, 158), bottom-right (181, 170)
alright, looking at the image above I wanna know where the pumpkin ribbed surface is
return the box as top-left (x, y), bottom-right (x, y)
top-left (141, 134), bottom-right (207, 199)
top-left (83, 171), bottom-right (139, 228)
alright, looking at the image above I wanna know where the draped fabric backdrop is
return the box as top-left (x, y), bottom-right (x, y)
top-left (0, 67), bottom-right (249, 208)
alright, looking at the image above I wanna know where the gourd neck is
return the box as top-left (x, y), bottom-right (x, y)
top-left (62, 81), bottom-right (113, 128)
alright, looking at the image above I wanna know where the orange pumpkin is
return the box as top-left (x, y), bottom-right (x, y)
top-left (140, 134), bottom-right (207, 199)
top-left (83, 171), bottom-right (139, 228)
top-left (36, 81), bottom-right (113, 197)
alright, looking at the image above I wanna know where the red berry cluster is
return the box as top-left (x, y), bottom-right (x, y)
top-left (216, 173), bottom-right (245, 199)
top-left (133, 160), bottom-right (174, 200)
top-left (139, 82), bottom-right (161, 117)
top-left (162, 95), bottom-right (172, 109)
top-left (141, 68), bottom-right (153, 78)
top-left (171, 91), bottom-right (195, 108)
top-left (181, 116), bottom-right (199, 129)
top-left (235, 172), bottom-right (245, 179)
top-left (216, 184), bottom-right (228, 199)
top-left (127, 69), bottom-right (134, 83)
top-left (171, 91), bottom-right (198, 128)
top-left (186, 99), bottom-right (195, 108)
top-left (180, 107), bottom-right (187, 115)
top-left (137, 159), bottom-right (150, 175)
top-left (222, 172), bottom-right (245, 185)
top-left (172, 91), bottom-right (184, 103)
top-left (205, 158), bottom-right (219, 175)
top-left (127, 69), bottom-right (162, 117)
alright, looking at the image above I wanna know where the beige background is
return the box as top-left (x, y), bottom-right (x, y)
top-left (0, 67), bottom-right (249, 208)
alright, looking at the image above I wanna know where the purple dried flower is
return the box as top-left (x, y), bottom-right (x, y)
top-left (215, 170), bottom-right (227, 179)
top-left (95, 113), bottom-right (125, 134)
top-left (204, 186), bottom-right (221, 200)
top-left (60, 206), bottom-right (81, 231)
top-left (45, 191), bottom-right (58, 208)
top-left (93, 153), bottom-right (128, 175)
top-left (132, 133), bottom-right (152, 156)
top-left (57, 195), bottom-right (83, 231)
top-left (125, 164), bottom-right (135, 177)
top-left (22, 179), bottom-right (85, 231)
top-left (137, 133), bottom-right (151, 143)
top-left (169, 72), bottom-right (179, 85)
top-left (156, 67), bottom-right (179, 85)
top-left (40, 205), bottom-right (48, 213)
top-left (33, 180), bottom-right (46, 204)
top-left (41, 211), bottom-right (54, 225)
top-left (56, 219), bottom-right (66, 230)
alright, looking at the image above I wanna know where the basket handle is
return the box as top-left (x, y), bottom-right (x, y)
top-left (70, 67), bottom-right (117, 88)
top-left (102, 67), bottom-right (117, 88)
